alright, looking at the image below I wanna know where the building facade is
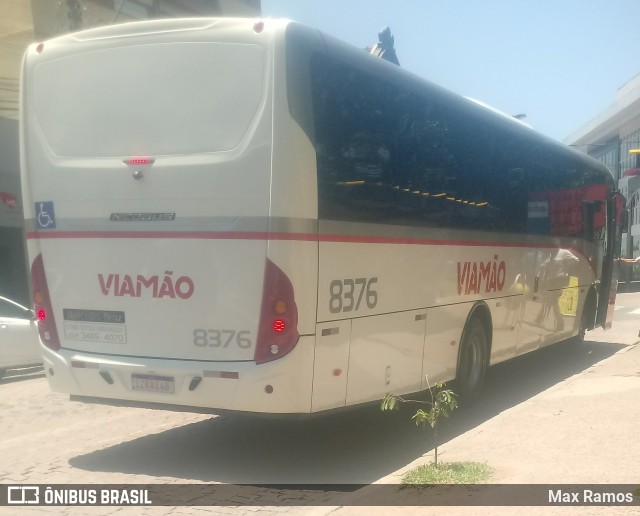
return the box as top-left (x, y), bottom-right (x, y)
top-left (565, 73), bottom-right (640, 275)
top-left (0, 0), bottom-right (260, 304)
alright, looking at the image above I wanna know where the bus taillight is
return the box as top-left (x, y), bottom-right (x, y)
top-left (255, 259), bottom-right (299, 364)
top-left (30, 254), bottom-right (61, 351)
top-left (273, 319), bottom-right (286, 333)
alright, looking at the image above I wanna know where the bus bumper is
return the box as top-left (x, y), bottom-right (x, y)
top-left (41, 336), bottom-right (315, 414)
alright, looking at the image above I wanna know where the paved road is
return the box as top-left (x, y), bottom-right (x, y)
top-left (1, 293), bottom-right (640, 515)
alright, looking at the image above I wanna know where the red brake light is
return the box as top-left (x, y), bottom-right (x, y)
top-left (255, 259), bottom-right (299, 364)
top-left (31, 254), bottom-right (60, 351)
top-left (123, 157), bottom-right (154, 166)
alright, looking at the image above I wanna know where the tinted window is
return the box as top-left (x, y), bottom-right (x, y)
top-left (310, 52), bottom-right (604, 236)
top-left (32, 43), bottom-right (264, 157)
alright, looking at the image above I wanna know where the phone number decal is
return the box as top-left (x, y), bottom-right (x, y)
top-left (63, 321), bottom-right (127, 344)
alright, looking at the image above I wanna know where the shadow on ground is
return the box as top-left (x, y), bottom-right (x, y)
top-left (69, 339), bottom-right (626, 484)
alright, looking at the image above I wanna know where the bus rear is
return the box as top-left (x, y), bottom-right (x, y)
top-left (21, 18), bottom-right (316, 414)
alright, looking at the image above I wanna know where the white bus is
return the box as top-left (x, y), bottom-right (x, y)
top-left (20, 17), bottom-right (621, 415)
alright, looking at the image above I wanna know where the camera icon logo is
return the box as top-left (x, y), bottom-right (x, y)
top-left (7, 486), bottom-right (39, 504)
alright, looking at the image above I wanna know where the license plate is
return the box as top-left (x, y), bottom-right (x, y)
top-left (131, 374), bottom-right (174, 394)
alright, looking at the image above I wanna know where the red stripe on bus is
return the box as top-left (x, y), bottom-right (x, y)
top-left (318, 233), bottom-right (550, 248)
top-left (25, 230), bottom-right (559, 249)
top-left (25, 231), bottom-right (316, 241)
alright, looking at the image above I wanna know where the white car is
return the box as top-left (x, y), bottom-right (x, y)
top-left (0, 295), bottom-right (42, 378)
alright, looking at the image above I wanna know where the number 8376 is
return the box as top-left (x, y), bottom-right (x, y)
top-left (329, 277), bottom-right (378, 314)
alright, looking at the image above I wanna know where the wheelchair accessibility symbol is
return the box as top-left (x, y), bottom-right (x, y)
top-left (36, 202), bottom-right (56, 229)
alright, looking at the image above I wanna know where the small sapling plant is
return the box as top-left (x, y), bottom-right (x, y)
top-left (381, 380), bottom-right (458, 467)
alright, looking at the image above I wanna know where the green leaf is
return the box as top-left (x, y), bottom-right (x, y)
top-left (379, 379), bottom-right (459, 433)
top-left (381, 393), bottom-right (400, 411)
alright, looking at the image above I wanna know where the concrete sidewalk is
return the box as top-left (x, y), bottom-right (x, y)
top-left (308, 325), bottom-right (640, 515)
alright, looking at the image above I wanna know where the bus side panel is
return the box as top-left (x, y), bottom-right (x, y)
top-left (317, 237), bottom-right (442, 321)
top-left (518, 245), bottom-right (597, 355)
top-left (487, 266), bottom-right (528, 365)
top-left (517, 250), bottom-right (545, 355)
top-left (345, 310), bottom-right (425, 406)
top-left (312, 320), bottom-right (351, 412)
top-left (422, 303), bottom-right (472, 388)
top-left (540, 251), bottom-right (596, 347)
top-left (487, 295), bottom-right (522, 365)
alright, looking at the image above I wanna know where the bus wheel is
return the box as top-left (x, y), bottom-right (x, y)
top-left (455, 317), bottom-right (489, 403)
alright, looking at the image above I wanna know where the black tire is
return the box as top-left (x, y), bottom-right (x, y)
top-left (455, 317), bottom-right (489, 403)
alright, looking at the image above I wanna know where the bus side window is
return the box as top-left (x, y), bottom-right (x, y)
top-left (312, 55), bottom-right (395, 223)
top-left (311, 52), bottom-right (543, 236)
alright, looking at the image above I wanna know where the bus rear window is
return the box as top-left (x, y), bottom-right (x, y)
top-left (30, 42), bottom-right (264, 157)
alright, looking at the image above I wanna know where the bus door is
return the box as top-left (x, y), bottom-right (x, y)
top-left (594, 192), bottom-right (624, 329)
